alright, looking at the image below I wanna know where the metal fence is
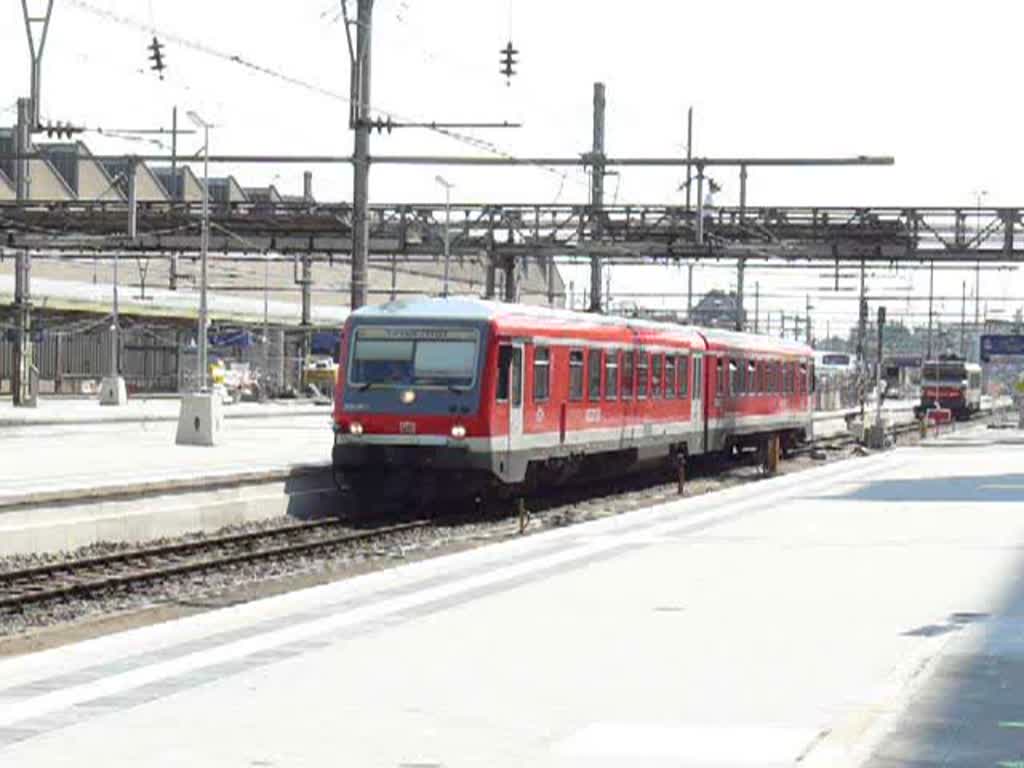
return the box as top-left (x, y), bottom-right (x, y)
top-left (0, 321), bottom-right (311, 396)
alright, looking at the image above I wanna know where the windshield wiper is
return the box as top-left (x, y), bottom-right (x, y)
top-left (448, 384), bottom-right (469, 394)
top-left (356, 382), bottom-right (377, 392)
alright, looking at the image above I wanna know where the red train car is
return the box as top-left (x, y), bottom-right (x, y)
top-left (332, 298), bottom-right (813, 501)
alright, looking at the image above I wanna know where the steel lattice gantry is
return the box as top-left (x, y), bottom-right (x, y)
top-left (3, 201), bottom-right (1024, 264)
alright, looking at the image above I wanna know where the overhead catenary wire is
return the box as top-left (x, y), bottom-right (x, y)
top-left (64, 0), bottom-right (585, 194)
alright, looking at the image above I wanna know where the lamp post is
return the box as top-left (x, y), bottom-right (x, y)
top-left (973, 189), bottom-right (988, 360)
top-left (435, 175), bottom-right (454, 297)
top-left (187, 111), bottom-right (212, 390)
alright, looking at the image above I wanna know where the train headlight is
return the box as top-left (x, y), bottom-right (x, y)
top-left (450, 424), bottom-right (467, 439)
top-left (349, 421), bottom-right (364, 436)
top-left (400, 389), bottom-right (416, 404)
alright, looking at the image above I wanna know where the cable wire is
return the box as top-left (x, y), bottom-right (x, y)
top-left (65, 0), bottom-right (584, 191)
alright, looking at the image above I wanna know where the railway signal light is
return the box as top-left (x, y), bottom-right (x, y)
top-left (148, 36), bottom-right (166, 80)
top-left (500, 40), bottom-right (518, 85)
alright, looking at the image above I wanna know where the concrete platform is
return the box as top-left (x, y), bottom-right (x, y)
top-left (0, 398), bottom-right (918, 557)
top-left (0, 411), bottom-right (336, 555)
top-left (0, 397), bottom-right (329, 428)
top-left (1, 440), bottom-right (1022, 766)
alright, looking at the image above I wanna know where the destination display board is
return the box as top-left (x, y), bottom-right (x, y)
top-left (980, 334), bottom-right (1024, 362)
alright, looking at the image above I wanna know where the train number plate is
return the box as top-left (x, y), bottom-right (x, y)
top-left (399, 421), bottom-right (416, 434)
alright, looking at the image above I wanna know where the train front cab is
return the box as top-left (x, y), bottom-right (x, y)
top-left (332, 315), bottom-right (500, 501)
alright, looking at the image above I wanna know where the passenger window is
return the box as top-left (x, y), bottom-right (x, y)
top-left (587, 349), bottom-right (602, 400)
top-left (637, 352), bottom-right (649, 399)
top-left (651, 354), bottom-right (663, 398)
top-left (496, 346), bottom-right (512, 402)
top-left (799, 363), bottom-right (808, 393)
top-left (678, 356), bottom-right (689, 397)
top-left (665, 355), bottom-right (676, 399)
top-left (729, 359), bottom-right (739, 395)
top-left (622, 351), bottom-right (635, 399)
top-left (605, 350), bottom-right (619, 400)
top-left (533, 346), bottom-right (550, 402)
top-left (569, 349), bottom-right (585, 401)
top-left (694, 357), bottom-right (702, 400)
top-left (747, 361), bottom-right (756, 395)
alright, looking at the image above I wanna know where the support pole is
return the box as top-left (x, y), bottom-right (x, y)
top-left (858, 259), bottom-right (867, 423)
top-left (547, 255), bottom-right (555, 306)
top-left (735, 257), bottom-right (745, 331)
top-left (686, 262), bottom-right (694, 321)
top-left (974, 260), bottom-right (980, 355)
top-left (300, 252), bottom-right (312, 371)
top-left (12, 251), bottom-right (35, 407)
top-left (14, 98), bottom-right (30, 200)
top-left (739, 163), bottom-right (747, 223)
top-left (484, 244), bottom-right (497, 300)
top-left (960, 280), bottom-right (966, 358)
top-left (805, 294), bottom-right (812, 344)
top-left (21, 0), bottom-right (55, 128)
top-left (684, 106), bottom-right (693, 211)
top-left (300, 171), bottom-right (314, 376)
top-left (12, 97), bottom-right (34, 407)
top-left (199, 124), bottom-right (210, 390)
top-left (754, 281), bottom-right (759, 333)
top-left (589, 82), bottom-right (606, 313)
top-left (171, 106), bottom-right (178, 200)
top-left (503, 255), bottom-right (517, 302)
top-left (695, 166), bottom-right (705, 244)
top-left (349, 0), bottom-right (373, 310)
top-left (926, 260), bottom-right (934, 359)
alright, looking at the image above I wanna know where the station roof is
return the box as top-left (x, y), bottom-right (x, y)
top-left (0, 274), bottom-right (349, 328)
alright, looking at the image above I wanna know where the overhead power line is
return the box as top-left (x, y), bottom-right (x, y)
top-left (65, 0), bottom-right (583, 189)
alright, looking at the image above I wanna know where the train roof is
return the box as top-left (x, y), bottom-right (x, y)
top-left (699, 326), bottom-right (814, 357)
top-left (351, 295), bottom-right (704, 337)
top-left (351, 296), bottom-right (813, 355)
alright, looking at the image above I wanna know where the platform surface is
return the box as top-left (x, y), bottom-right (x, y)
top-left (0, 406), bottom-right (332, 506)
top-left (0, 436), bottom-right (1022, 766)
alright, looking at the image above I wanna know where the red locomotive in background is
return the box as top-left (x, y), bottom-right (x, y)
top-left (332, 298), bottom-right (814, 502)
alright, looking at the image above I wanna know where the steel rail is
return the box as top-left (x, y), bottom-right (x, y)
top-left (0, 519), bottom-right (429, 610)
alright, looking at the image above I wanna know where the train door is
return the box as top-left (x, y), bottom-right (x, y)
top-left (506, 342), bottom-right (524, 460)
top-left (692, 352), bottom-right (706, 454)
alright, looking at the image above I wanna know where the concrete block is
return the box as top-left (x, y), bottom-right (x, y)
top-left (99, 376), bottom-right (128, 405)
top-left (175, 392), bottom-right (224, 446)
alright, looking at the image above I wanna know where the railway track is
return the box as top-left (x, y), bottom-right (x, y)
top-left (0, 519), bottom-right (430, 612)
top-left (2, 405), bottom-right (1004, 617)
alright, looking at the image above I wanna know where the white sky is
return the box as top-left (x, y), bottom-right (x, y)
top-left (3, 0), bottom-right (1023, 338)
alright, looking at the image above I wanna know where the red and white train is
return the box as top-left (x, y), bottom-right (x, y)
top-left (332, 298), bottom-right (814, 500)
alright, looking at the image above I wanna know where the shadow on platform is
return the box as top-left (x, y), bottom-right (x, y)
top-left (827, 473), bottom-right (1024, 504)
top-left (864, 563), bottom-right (1024, 766)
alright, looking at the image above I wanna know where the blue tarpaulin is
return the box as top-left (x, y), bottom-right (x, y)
top-left (311, 331), bottom-right (341, 357)
top-left (208, 329), bottom-right (256, 348)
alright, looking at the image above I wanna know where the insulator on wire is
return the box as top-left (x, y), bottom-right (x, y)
top-left (499, 40), bottom-right (518, 86)
top-left (148, 36), bottom-right (166, 80)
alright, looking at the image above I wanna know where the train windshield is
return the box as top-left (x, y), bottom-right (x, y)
top-left (922, 362), bottom-right (966, 382)
top-left (348, 326), bottom-right (479, 388)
